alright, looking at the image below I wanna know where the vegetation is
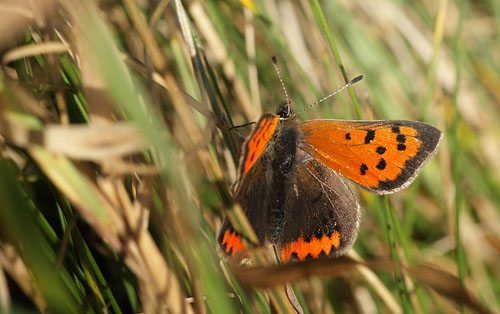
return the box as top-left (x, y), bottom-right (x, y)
top-left (0, 0), bottom-right (499, 313)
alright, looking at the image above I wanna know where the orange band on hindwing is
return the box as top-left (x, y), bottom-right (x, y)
top-left (239, 114), bottom-right (279, 177)
top-left (281, 232), bottom-right (341, 262)
top-left (220, 228), bottom-right (244, 256)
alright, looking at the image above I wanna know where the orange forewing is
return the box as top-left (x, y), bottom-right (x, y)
top-left (239, 114), bottom-right (279, 177)
top-left (299, 120), bottom-right (439, 193)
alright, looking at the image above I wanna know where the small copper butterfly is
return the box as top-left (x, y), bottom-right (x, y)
top-left (218, 57), bottom-right (443, 262)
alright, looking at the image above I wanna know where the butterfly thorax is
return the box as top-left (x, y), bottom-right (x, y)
top-left (267, 101), bottom-right (297, 174)
top-left (269, 120), bottom-right (298, 174)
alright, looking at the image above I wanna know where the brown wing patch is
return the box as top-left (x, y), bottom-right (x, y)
top-left (239, 114), bottom-right (279, 178)
top-left (278, 154), bottom-right (360, 262)
top-left (299, 120), bottom-right (442, 194)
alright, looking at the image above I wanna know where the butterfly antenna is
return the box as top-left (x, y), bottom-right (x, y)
top-left (271, 55), bottom-right (290, 109)
top-left (292, 75), bottom-right (364, 118)
top-left (228, 121), bottom-right (256, 131)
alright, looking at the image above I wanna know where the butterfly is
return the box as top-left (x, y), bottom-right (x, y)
top-left (218, 60), bottom-right (443, 262)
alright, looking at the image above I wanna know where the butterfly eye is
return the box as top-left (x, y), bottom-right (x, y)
top-left (276, 101), bottom-right (292, 118)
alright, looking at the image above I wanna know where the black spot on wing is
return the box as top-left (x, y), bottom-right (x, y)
top-left (360, 163), bottom-right (368, 175)
top-left (376, 158), bottom-right (387, 170)
top-left (364, 130), bottom-right (375, 144)
top-left (303, 233), bottom-right (312, 243)
top-left (376, 146), bottom-right (386, 155)
top-left (396, 134), bottom-right (406, 143)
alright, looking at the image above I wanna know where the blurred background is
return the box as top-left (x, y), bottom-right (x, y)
top-left (0, 0), bottom-right (499, 313)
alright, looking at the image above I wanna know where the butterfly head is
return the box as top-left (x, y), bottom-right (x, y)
top-left (276, 100), bottom-right (293, 120)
